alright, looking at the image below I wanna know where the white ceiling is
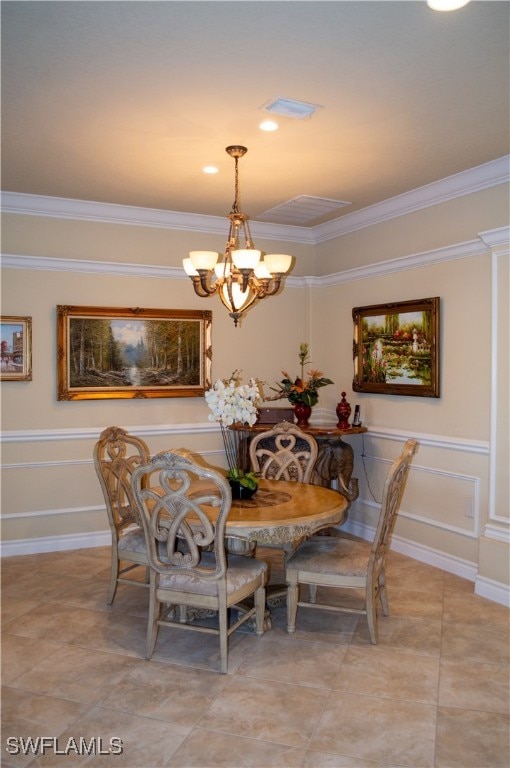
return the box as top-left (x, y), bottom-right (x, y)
top-left (2, 1), bottom-right (509, 227)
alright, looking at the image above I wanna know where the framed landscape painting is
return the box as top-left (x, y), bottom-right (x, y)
top-left (352, 297), bottom-right (440, 397)
top-left (57, 305), bottom-right (212, 400)
top-left (0, 316), bottom-right (32, 381)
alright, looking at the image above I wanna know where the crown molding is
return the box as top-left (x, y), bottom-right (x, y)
top-left (0, 192), bottom-right (315, 244)
top-left (2, 155), bottom-right (508, 245)
top-left (312, 155), bottom-right (510, 243)
top-left (2, 229), bottom-right (502, 286)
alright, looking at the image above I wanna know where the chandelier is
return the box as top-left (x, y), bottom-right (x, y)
top-left (183, 146), bottom-right (292, 326)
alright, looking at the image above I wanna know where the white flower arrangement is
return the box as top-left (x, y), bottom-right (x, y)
top-left (205, 372), bottom-right (262, 489)
top-left (205, 374), bottom-right (261, 427)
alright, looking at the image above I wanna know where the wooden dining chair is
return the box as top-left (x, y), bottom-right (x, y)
top-left (249, 421), bottom-right (318, 483)
top-left (93, 426), bottom-right (151, 605)
top-left (286, 439), bottom-right (418, 643)
top-left (131, 450), bottom-right (267, 674)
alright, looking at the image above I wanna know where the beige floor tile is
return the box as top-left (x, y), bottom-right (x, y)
top-left (384, 586), bottom-right (443, 620)
top-left (443, 571), bottom-right (476, 594)
top-left (1, 634), bottom-right (62, 685)
top-left (199, 676), bottom-right (328, 748)
top-left (443, 590), bottom-right (510, 629)
top-left (435, 706), bottom-right (510, 767)
top-left (1, 687), bottom-right (89, 768)
top-left (58, 578), bottom-right (150, 618)
top-left (310, 690), bottom-right (436, 766)
top-left (167, 728), bottom-right (307, 767)
top-left (386, 554), bottom-right (445, 594)
top-left (2, 602), bottom-right (104, 644)
top-left (438, 658), bottom-right (510, 714)
top-left (1, 596), bottom-right (41, 624)
top-left (27, 705), bottom-right (191, 768)
top-left (236, 634), bottom-right (348, 688)
top-left (2, 572), bottom-right (89, 603)
top-left (151, 620), bottom-right (252, 673)
top-left (302, 750), bottom-right (383, 767)
top-left (99, 659), bottom-right (230, 726)
top-left (10, 645), bottom-right (139, 705)
top-left (71, 611), bottom-right (148, 658)
top-left (351, 614), bottom-right (442, 657)
top-left (269, 600), bottom-right (359, 645)
top-left (441, 619), bottom-right (510, 664)
top-left (332, 645), bottom-right (440, 703)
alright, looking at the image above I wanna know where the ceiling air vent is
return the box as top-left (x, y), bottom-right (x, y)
top-left (257, 195), bottom-right (351, 225)
top-left (262, 97), bottom-right (322, 119)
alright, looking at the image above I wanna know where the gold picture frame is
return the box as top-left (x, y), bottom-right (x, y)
top-left (57, 305), bottom-right (212, 400)
top-left (1, 316), bottom-right (32, 381)
top-left (352, 297), bottom-right (440, 397)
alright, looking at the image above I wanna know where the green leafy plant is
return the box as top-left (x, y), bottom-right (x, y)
top-left (270, 343), bottom-right (333, 407)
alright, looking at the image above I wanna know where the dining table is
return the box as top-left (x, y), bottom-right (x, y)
top-left (223, 477), bottom-right (348, 549)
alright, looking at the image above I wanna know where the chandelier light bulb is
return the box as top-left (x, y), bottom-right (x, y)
top-left (254, 260), bottom-right (272, 280)
top-left (189, 251), bottom-right (219, 271)
top-left (182, 257), bottom-right (198, 276)
top-left (231, 249), bottom-right (262, 270)
top-left (264, 253), bottom-right (292, 274)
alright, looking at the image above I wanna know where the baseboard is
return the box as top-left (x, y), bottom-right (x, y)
top-left (0, 530), bottom-right (111, 557)
top-left (475, 574), bottom-right (510, 607)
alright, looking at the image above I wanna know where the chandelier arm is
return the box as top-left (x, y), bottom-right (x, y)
top-left (190, 273), bottom-right (219, 298)
top-left (257, 275), bottom-right (283, 297)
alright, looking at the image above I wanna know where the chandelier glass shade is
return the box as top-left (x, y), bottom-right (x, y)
top-left (183, 146), bottom-right (292, 326)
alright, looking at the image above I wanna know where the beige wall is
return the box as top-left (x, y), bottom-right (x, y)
top-left (1, 188), bottom-right (509, 604)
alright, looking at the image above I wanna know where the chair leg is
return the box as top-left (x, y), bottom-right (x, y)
top-left (218, 606), bottom-right (228, 674)
top-left (145, 578), bottom-right (160, 660)
top-left (366, 585), bottom-right (379, 645)
top-left (254, 585), bottom-right (265, 637)
top-left (287, 581), bottom-right (298, 634)
top-left (107, 555), bottom-right (119, 605)
top-left (378, 571), bottom-right (389, 616)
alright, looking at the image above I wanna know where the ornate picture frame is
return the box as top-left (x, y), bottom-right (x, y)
top-left (57, 305), bottom-right (212, 400)
top-left (1, 316), bottom-right (32, 381)
top-left (352, 297), bottom-right (440, 397)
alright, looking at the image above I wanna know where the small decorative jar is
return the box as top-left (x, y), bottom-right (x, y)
top-left (336, 392), bottom-right (351, 429)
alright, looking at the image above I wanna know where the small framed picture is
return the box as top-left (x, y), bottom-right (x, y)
top-left (0, 316), bottom-right (32, 381)
top-left (352, 297), bottom-right (440, 397)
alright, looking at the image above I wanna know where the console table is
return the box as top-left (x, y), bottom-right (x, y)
top-left (238, 422), bottom-right (367, 503)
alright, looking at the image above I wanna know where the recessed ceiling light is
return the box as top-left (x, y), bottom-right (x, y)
top-left (259, 120), bottom-right (279, 132)
top-left (203, 165), bottom-right (219, 174)
top-left (427, 0), bottom-right (470, 10)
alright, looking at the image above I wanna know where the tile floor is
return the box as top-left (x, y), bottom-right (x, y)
top-left (1, 545), bottom-right (509, 767)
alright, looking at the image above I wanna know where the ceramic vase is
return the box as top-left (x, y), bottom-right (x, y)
top-left (293, 403), bottom-right (312, 428)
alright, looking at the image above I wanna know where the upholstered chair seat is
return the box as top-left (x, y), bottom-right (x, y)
top-left (286, 439), bottom-right (418, 644)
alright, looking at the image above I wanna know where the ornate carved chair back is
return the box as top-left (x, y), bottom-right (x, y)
top-left (93, 426), bottom-right (151, 604)
top-left (368, 438), bottom-right (419, 587)
top-left (249, 421), bottom-right (319, 483)
top-left (131, 450), bottom-right (267, 673)
top-left (94, 426), bottom-right (150, 532)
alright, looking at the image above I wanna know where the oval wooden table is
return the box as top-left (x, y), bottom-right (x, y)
top-left (224, 478), bottom-right (348, 547)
